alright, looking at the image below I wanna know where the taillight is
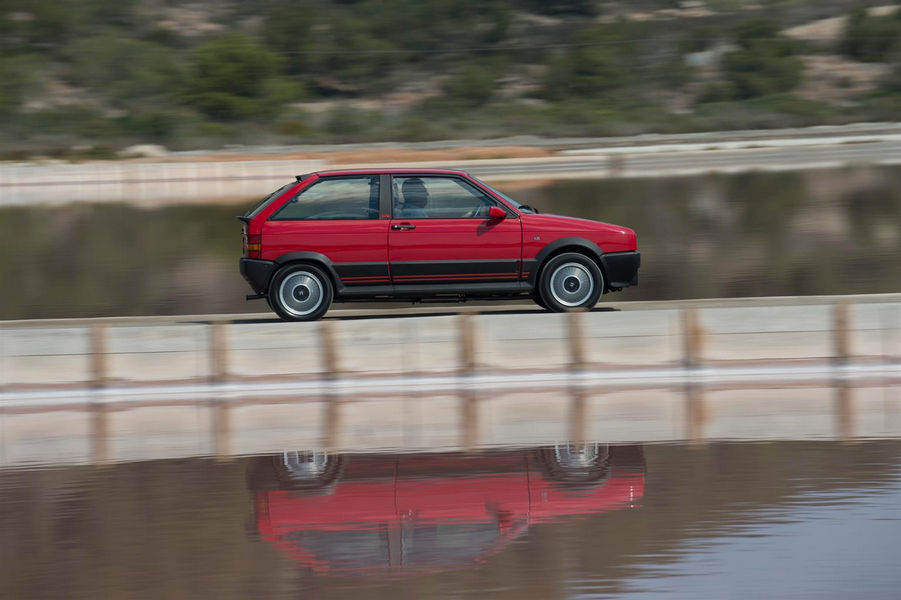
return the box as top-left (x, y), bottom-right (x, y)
top-left (245, 234), bottom-right (262, 259)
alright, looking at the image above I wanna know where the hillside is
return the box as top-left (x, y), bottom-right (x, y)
top-left (2, 0), bottom-right (901, 158)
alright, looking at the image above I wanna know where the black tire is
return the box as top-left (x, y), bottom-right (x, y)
top-left (535, 443), bottom-right (611, 484)
top-left (272, 450), bottom-right (345, 490)
top-left (268, 263), bottom-right (333, 322)
top-left (245, 452), bottom-right (345, 492)
top-left (533, 295), bottom-right (550, 311)
top-left (537, 252), bottom-right (604, 312)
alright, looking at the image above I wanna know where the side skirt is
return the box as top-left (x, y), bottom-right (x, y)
top-left (335, 281), bottom-right (533, 300)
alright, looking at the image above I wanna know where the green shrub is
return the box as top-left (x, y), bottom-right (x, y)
top-left (0, 55), bottom-right (41, 114)
top-left (322, 105), bottom-right (378, 139)
top-left (719, 18), bottom-right (802, 100)
top-left (442, 64), bottom-right (496, 106)
top-left (542, 24), bottom-right (634, 100)
top-left (185, 34), bottom-right (291, 120)
top-left (840, 8), bottom-right (901, 63)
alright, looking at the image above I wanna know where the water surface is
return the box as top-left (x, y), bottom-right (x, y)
top-left (1, 441), bottom-right (899, 599)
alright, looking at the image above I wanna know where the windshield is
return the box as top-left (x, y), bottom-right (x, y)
top-left (471, 176), bottom-right (535, 213)
top-left (244, 182), bottom-right (295, 219)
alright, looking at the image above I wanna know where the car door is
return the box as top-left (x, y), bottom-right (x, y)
top-left (262, 174), bottom-right (391, 286)
top-left (388, 175), bottom-right (522, 285)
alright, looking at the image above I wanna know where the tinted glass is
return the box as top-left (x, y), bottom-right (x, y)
top-left (245, 182), bottom-right (295, 219)
top-left (271, 176), bottom-right (379, 220)
top-left (393, 176), bottom-right (501, 219)
top-left (471, 176), bottom-right (532, 212)
top-left (401, 522), bottom-right (501, 566)
top-left (283, 530), bottom-right (390, 568)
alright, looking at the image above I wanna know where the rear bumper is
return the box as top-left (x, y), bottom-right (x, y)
top-left (601, 251), bottom-right (640, 289)
top-left (240, 258), bottom-right (276, 296)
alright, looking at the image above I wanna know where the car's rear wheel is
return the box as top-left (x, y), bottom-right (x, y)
top-left (538, 252), bottom-right (604, 312)
top-left (268, 263), bottom-right (333, 322)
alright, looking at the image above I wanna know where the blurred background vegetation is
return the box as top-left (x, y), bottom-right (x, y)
top-left (2, 0), bottom-right (901, 157)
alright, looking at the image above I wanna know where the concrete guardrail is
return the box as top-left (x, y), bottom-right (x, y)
top-left (1, 297), bottom-right (899, 467)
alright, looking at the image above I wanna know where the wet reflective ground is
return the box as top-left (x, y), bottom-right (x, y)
top-left (2, 441), bottom-right (899, 599)
top-left (2, 166), bottom-right (901, 319)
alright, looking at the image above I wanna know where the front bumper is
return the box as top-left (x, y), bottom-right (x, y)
top-left (240, 258), bottom-right (276, 296)
top-left (601, 251), bottom-right (640, 289)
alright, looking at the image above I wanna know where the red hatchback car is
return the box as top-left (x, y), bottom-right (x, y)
top-left (247, 444), bottom-right (645, 574)
top-left (239, 169), bottom-right (639, 321)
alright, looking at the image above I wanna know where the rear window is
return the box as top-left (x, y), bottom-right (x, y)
top-left (271, 176), bottom-right (380, 220)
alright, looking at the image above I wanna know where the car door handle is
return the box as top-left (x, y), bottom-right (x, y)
top-left (391, 223), bottom-right (416, 230)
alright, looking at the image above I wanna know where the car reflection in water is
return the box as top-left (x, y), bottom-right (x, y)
top-left (246, 443), bottom-right (645, 575)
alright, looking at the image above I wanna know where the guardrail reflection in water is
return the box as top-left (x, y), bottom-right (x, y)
top-left (0, 299), bottom-right (900, 467)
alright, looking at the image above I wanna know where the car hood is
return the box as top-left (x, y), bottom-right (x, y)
top-left (521, 212), bottom-right (636, 239)
top-left (521, 212), bottom-right (628, 232)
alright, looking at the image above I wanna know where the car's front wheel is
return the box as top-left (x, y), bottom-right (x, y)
top-left (537, 252), bottom-right (604, 312)
top-left (536, 442), bottom-right (611, 483)
top-left (268, 263), bottom-right (333, 321)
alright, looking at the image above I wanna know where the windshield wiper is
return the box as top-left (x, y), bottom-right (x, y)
top-left (518, 204), bottom-right (539, 213)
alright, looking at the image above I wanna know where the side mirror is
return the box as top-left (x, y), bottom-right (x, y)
top-left (487, 206), bottom-right (507, 219)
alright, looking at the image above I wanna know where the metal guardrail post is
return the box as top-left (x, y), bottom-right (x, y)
top-left (91, 403), bottom-right (110, 464)
top-left (458, 312), bottom-right (479, 450)
top-left (212, 400), bottom-right (230, 459)
top-left (682, 307), bottom-right (704, 367)
top-left (831, 302), bottom-right (855, 440)
top-left (566, 309), bottom-right (587, 369)
top-left (568, 389), bottom-right (587, 444)
top-left (89, 324), bottom-right (108, 388)
top-left (319, 320), bottom-right (343, 451)
top-left (681, 307), bottom-right (707, 443)
top-left (458, 312), bottom-right (477, 373)
top-left (323, 395), bottom-right (342, 452)
top-left (460, 391), bottom-right (479, 451)
top-left (209, 321), bottom-right (229, 382)
top-left (834, 302), bottom-right (851, 364)
top-left (320, 320), bottom-right (341, 378)
top-left (684, 385), bottom-right (707, 444)
top-left (834, 384), bottom-right (854, 441)
top-left (317, 320), bottom-right (344, 452)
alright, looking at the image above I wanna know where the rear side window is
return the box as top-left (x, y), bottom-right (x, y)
top-left (245, 182), bottom-right (295, 220)
top-left (271, 176), bottom-right (380, 220)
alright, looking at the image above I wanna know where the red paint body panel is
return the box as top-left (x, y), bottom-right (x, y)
top-left (250, 449), bottom-right (645, 574)
top-left (261, 219), bottom-right (389, 264)
top-left (388, 217), bottom-right (522, 280)
top-left (521, 213), bottom-right (637, 258)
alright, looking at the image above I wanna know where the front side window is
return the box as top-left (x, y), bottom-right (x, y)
top-left (271, 176), bottom-right (380, 220)
top-left (393, 176), bottom-right (505, 219)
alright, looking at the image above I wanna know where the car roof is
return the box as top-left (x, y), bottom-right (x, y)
top-left (299, 168), bottom-right (471, 179)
